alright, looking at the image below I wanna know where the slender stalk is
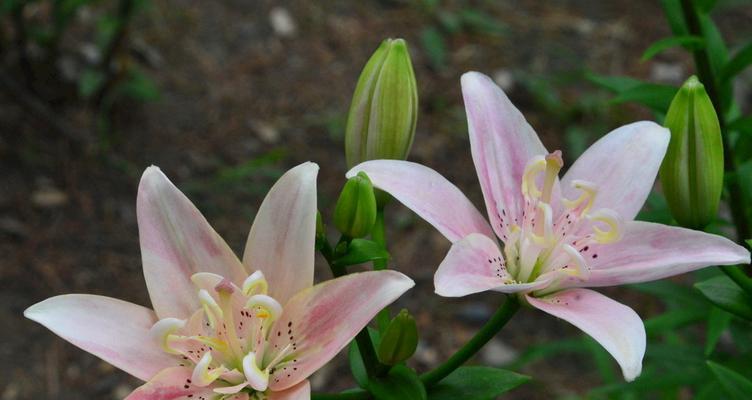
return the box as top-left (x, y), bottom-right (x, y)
top-left (371, 209), bottom-right (391, 331)
top-left (679, 0), bottom-right (752, 291)
top-left (679, 0), bottom-right (750, 242)
top-left (319, 235), bottom-right (386, 378)
top-left (721, 265), bottom-right (752, 293)
top-left (420, 296), bottom-right (521, 386)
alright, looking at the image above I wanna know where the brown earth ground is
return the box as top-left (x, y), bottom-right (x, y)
top-left (2, 1), bottom-right (752, 399)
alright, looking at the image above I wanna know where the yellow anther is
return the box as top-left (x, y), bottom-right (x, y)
top-left (541, 151), bottom-right (563, 203)
top-left (242, 352), bottom-right (269, 391)
top-left (150, 318), bottom-right (185, 355)
top-left (521, 156), bottom-right (546, 199)
top-left (562, 244), bottom-right (590, 279)
top-left (244, 294), bottom-right (283, 324)
top-left (588, 209), bottom-right (623, 244)
top-left (192, 352), bottom-right (228, 387)
top-left (562, 180), bottom-right (597, 214)
top-left (199, 289), bottom-right (223, 330)
top-left (242, 271), bottom-right (269, 296)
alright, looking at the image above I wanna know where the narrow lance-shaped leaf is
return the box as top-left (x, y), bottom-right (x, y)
top-left (695, 275), bottom-right (752, 320)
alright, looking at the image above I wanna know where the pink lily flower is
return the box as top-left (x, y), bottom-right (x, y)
top-left (348, 72), bottom-right (750, 381)
top-left (25, 163), bottom-right (414, 399)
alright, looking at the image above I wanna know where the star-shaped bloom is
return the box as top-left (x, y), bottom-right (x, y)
top-left (348, 72), bottom-right (749, 381)
top-left (26, 163), bottom-right (414, 399)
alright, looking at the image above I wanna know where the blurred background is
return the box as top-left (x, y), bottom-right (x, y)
top-left (2, 0), bottom-right (752, 399)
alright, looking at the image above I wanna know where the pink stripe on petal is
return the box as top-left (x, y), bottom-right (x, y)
top-left (266, 271), bottom-right (414, 390)
top-left (138, 166), bottom-right (247, 319)
top-left (347, 160), bottom-right (494, 242)
top-left (269, 380), bottom-right (310, 400)
top-left (527, 289), bottom-right (646, 381)
top-left (462, 72), bottom-right (549, 242)
top-left (580, 221), bottom-right (750, 287)
top-left (435, 233), bottom-right (550, 297)
top-left (243, 162), bottom-right (318, 305)
top-left (24, 294), bottom-right (175, 381)
top-left (562, 122), bottom-right (669, 221)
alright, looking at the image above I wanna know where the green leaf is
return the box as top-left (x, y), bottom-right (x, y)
top-left (348, 328), bottom-right (380, 388)
top-left (78, 69), bottom-right (106, 98)
top-left (695, 275), bottom-right (752, 320)
top-left (420, 27), bottom-right (446, 70)
top-left (585, 73), bottom-right (644, 93)
top-left (697, 0), bottom-right (718, 12)
top-left (747, 239), bottom-right (752, 248)
top-left (631, 280), bottom-right (708, 309)
top-left (707, 361), bottom-right (752, 400)
top-left (699, 14), bottom-right (729, 77)
top-left (428, 366), bottom-right (529, 400)
top-left (644, 307), bottom-right (706, 336)
top-left (705, 307), bottom-right (732, 356)
top-left (721, 42), bottom-right (752, 84)
top-left (459, 9), bottom-right (507, 36)
top-left (333, 239), bottom-right (389, 268)
top-left (641, 35), bottom-right (705, 61)
top-left (368, 365), bottom-right (426, 400)
top-left (610, 83), bottom-right (678, 113)
top-left (727, 115), bottom-right (752, 135)
top-left (659, 0), bottom-right (689, 35)
top-left (115, 68), bottom-right (160, 102)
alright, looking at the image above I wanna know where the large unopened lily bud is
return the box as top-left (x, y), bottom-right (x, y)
top-left (377, 309), bottom-right (418, 365)
top-left (334, 172), bottom-right (377, 238)
top-left (345, 38), bottom-right (418, 168)
top-left (660, 76), bottom-right (724, 229)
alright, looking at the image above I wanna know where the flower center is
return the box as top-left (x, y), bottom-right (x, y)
top-left (499, 151), bottom-right (623, 290)
top-left (150, 271), bottom-right (299, 396)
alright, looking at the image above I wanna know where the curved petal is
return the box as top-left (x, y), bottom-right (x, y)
top-left (243, 162), bottom-right (318, 305)
top-left (579, 221), bottom-right (750, 287)
top-left (527, 289), bottom-right (645, 381)
top-left (124, 367), bottom-right (238, 400)
top-left (561, 121), bottom-right (670, 221)
top-left (461, 71), bottom-right (548, 240)
top-left (138, 166), bottom-right (247, 319)
top-left (347, 160), bottom-right (494, 242)
top-left (266, 271), bottom-right (414, 390)
top-left (269, 380), bottom-right (310, 400)
top-left (435, 233), bottom-right (552, 297)
top-left (24, 294), bottom-right (175, 381)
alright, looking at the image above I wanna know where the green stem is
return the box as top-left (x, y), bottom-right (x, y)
top-left (721, 265), bottom-right (752, 294)
top-left (679, 0), bottom-right (750, 243)
top-left (319, 235), bottom-right (386, 378)
top-left (371, 209), bottom-right (391, 331)
top-left (420, 296), bottom-right (521, 386)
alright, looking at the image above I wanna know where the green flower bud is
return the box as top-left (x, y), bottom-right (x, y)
top-left (334, 172), bottom-right (377, 238)
top-left (377, 309), bottom-right (418, 366)
top-left (345, 38), bottom-right (418, 168)
top-left (660, 76), bottom-right (724, 229)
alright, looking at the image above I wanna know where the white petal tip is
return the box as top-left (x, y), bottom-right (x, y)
top-left (623, 364), bottom-right (642, 382)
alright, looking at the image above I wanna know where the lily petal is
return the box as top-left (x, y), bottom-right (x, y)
top-left (243, 162), bottom-right (318, 305)
top-left (138, 166), bottom-right (247, 319)
top-left (561, 122), bottom-right (669, 221)
top-left (269, 380), bottom-right (310, 400)
top-left (461, 71), bottom-right (548, 240)
top-left (124, 367), bottom-right (229, 400)
top-left (527, 289), bottom-right (645, 381)
top-left (579, 221), bottom-right (750, 287)
top-left (347, 160), bottom-right (494, 242)
top-left (24, 294), bottom-right (175, 381)
top-left (435, 233), bottom-right (552, 297)
top-left (266, 271), bottom-right (414, 390)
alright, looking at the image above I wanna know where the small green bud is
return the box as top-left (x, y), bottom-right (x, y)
top-left (660, 76), bottom-right (724, 229)
top-left (334, 172), bottom-right (377, 238)
top-left (345, 38), bottom-right (418, 168)
top-left (377, 309), bottom-right (418, 365)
